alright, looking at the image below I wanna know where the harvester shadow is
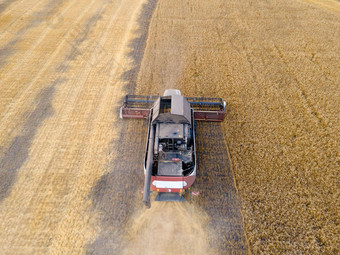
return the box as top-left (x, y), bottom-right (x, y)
top-left (87, 119), bottom-right (147, 254)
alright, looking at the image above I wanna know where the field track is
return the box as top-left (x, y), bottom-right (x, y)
top-left (0, 0), bottom-right (339, 254)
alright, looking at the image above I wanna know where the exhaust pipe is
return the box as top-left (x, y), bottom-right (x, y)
top-left (143, 123), bottom-right (155, 208)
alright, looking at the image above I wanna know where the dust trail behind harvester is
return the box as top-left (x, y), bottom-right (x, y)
top-left (122, 202), bottom-right (212, 255)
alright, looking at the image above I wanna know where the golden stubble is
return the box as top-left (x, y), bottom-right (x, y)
top-left (0, 0), bottom-right (147, 253)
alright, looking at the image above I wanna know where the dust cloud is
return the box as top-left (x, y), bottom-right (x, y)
top-left (122, 201), bottom-right (212, 255)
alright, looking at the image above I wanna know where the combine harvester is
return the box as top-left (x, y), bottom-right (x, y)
top-left (120, 90), bottom-right (226, 208)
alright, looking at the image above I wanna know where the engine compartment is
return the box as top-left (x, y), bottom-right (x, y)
top-left (152, 123), bottom-right (195, 176)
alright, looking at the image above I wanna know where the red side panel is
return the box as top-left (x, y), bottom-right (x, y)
top-left (120, 107), bottom-right (150, 119)
top-left (194, 110), bottom-right (225, 121)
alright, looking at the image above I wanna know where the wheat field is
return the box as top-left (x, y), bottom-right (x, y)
top-left (0, 0), bottom-right (339, 254)
top-left (136, 0), bottom-right (339, 254)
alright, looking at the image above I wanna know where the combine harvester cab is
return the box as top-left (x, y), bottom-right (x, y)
top-left (120, 89), bottom-right (226, 208)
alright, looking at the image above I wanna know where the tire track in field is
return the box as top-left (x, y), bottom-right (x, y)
top-left (87, 1), bottom-right (159, 254)
top-left (273, 44), bottom-right (327, 127)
